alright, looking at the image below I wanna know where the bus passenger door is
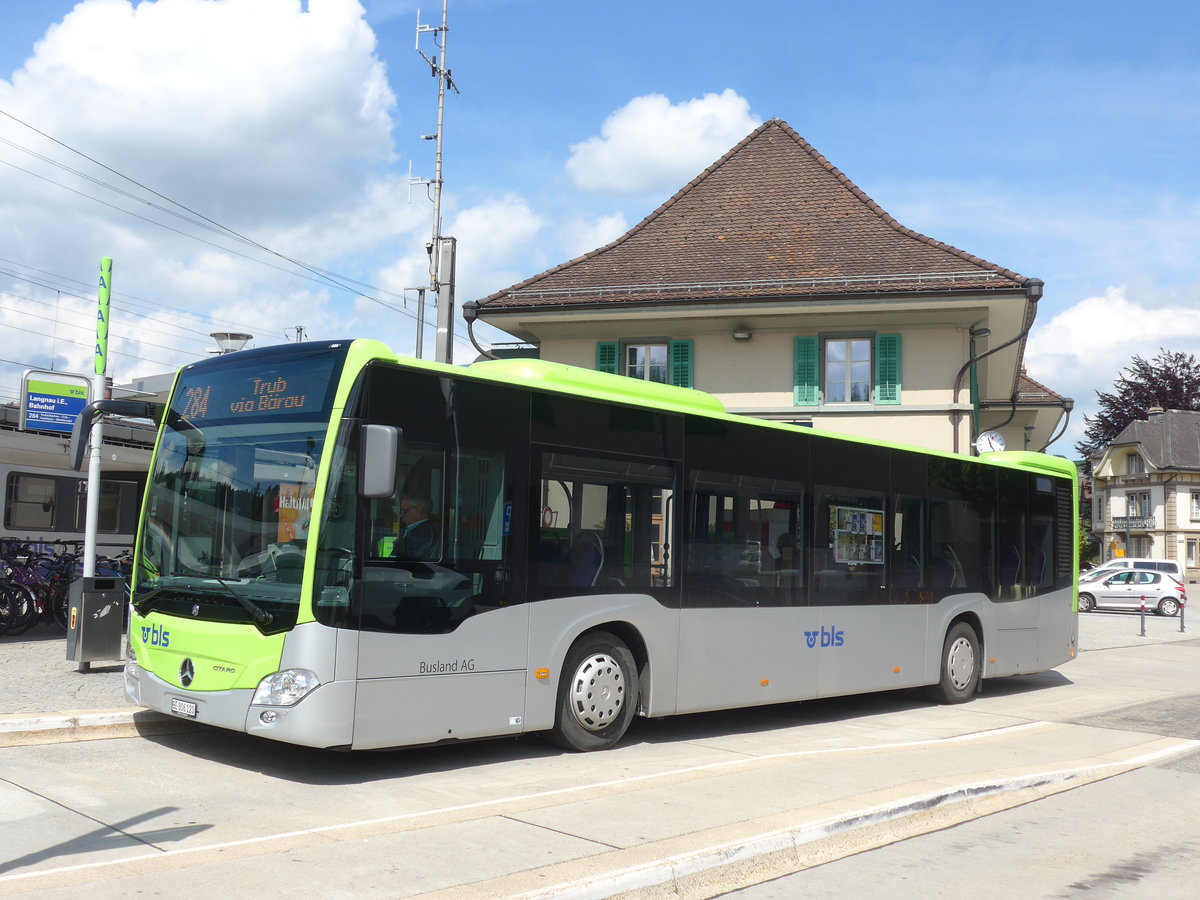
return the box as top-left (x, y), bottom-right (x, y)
top-left (677, 476), bottom-right (815, 713)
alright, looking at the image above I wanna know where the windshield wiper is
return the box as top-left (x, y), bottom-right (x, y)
top-left (133, 588), bottom-right (169, 617)
top-left (213, 576), bottom-right (274, 627)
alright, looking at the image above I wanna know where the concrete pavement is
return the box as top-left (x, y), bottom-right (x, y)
top-left (1, 608), bottom-right (1195, 748)
top-left (0, 629), bottom-right (187, 747)
top-left (2, 611), bottom-right (1199, 897)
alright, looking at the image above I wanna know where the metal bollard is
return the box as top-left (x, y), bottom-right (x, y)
top-left (1140, 596), bottom-right (1147, 637)
top-left (1181, 598), bottom-right (1187, 634)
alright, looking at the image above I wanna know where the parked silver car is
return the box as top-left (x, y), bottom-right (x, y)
top-left (1078, 570), bottom-right (1186, 616)
top-left (1079, 557), bottom-right (1184, 584)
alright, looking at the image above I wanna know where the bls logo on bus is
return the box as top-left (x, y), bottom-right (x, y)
top-left (804, 627), bottom-right (845, 649)
top-left (140, 624), bottom-right (171, 648)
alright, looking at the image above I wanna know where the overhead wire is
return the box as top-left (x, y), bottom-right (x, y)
top-left (0, 296), bottom-right (205, 358)
top-left (0, 109), bottom-right (480, 358)
top-left (0, 282), bottom-right (215, 347)
top-left (0, 109), bottom-right (418, 316)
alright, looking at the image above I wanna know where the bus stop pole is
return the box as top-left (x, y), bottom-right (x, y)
top-left (76, 258), bottom-right (112, 673)
top-left (83, 257), bottom-right (112, 583)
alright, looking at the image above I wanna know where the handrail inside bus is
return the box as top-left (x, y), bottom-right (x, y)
top-left (70, 399), bottom-right (165, 472)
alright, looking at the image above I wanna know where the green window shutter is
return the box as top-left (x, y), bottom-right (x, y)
top-left (793, 336), bottom-right (819, 406)
top-left (596, 341), bottom-right (619, 375)
top-left (874, 333), bottom-right (902, 405)
top-left (669, 339), bottom-right (694, 388)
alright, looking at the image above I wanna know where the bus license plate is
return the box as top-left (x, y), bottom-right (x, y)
top-left (170, 698), bottom-right (198, 719)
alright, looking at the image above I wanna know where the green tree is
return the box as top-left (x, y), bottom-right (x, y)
top-left (1076, 348), bottom-right (1200, 459)
top-left (1078, 520), bottom-right (1097, 569)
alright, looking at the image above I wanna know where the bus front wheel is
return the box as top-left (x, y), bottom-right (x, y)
top-left (925, 621), bottom-right (980, 704)
top-left (549, 632), bottom-right (638, 752)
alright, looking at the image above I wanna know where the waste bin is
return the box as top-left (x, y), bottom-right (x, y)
top-left (65, 576), bottom-right (127, 673)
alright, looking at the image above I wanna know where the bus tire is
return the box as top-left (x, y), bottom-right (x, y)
top-left (548, 631), bottom-right (638, 752)
top-left (925, 621), bottom-right (980, 704)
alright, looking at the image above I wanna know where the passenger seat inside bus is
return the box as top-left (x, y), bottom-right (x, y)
top-left (568, 532), bottom-right (604, 587)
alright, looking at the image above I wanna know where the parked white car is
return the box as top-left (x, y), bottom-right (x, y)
top-left (1077, 570), bottom-right (1186, 617)
top-left (1079, 558), bottom-right (1184, 584)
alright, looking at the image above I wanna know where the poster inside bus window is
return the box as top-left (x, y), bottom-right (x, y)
top-left (832, 505), bottom-right (884, 564)
top-left (276, 483), bottom-right (316, 542)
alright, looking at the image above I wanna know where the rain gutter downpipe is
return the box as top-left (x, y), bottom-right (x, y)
top-left (952, 278), bottom-right (1043, 454)
top-left (461, 301), bottom-right (500, 360)
top-left (1039, 397), bottom-right (1075, 452)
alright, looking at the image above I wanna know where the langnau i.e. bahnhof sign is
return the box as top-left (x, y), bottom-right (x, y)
top-left (20, 370), bottom-right (91, 434)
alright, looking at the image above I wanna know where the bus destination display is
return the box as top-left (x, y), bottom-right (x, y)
top-left (173, 353), bottom-right (343, 423)
top-left (180, 377), bottom-right (309, 420)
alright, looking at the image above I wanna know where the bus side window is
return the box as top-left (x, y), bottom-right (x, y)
top-left (534, 451), bottom-right (674, 598)
top-left (891, 495), bottom-right (926, 601)
top-left (683, 472), bottom-right (806, 608)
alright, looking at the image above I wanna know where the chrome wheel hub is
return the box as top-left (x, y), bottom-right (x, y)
top-left (947, 636), bottom-right (976, 691)
top-left (569, 652), bottom-right (626, 731)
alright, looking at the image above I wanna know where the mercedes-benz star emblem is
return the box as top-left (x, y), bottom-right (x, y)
top-left (180, 658), bottom-right (195, 687)
top-left (191, 604), bottom-right (200, 617)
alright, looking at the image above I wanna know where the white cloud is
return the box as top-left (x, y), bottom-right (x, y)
top-left (565, 90), bottom-right (760, 194)
top-left (0, 0), bottom-right (420, 385)
top-left (7, 0), bottom-right (394, 222)
top-left (1025, 284), bottom-right (1200, 453)
top-left (558, 212), bottom-right (629, 260)
top-left (448, 195), bottom-right (543, 269)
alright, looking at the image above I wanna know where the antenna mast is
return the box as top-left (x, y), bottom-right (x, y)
top-left (413, 1), bottom-right (458, 361)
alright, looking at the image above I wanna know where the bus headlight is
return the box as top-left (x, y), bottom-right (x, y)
top-left (125, 642), bottom-right (140, 676)
top-left (251, 669), bottom-right (320, 707)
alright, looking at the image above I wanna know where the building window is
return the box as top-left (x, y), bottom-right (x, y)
top-left (1188, 539), bottom-right (1199, 568)
top-left (1128, 491), bottom-right (1150, 517)
top-left (624, 343), bottom-right (668, 383)
top-left (1126, 454), bottom-right (1144, 475)
top-left (596, 340), bottom-right (693, 388)
top-left (825, 338), bottom-right (871, 402)
top-left (1191, 491), bottom-right (1200, 520)
top-left (793, 334), bottom-right (901, 407)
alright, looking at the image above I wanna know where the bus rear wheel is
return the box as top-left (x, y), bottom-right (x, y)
top-left (549, 631), bottom-right (638, 752)
top-left (925, 621), bottom-right (980, 704)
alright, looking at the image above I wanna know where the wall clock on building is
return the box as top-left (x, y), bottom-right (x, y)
top-left (975, 431), bottom-right (1006, 453)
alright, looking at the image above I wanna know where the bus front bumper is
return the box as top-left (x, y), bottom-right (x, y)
top-left (125, 663), bottom-right (356, 749)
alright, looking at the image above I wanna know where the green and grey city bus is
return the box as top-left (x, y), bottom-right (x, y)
top-left (76, 338), bottom-right (1078, 751)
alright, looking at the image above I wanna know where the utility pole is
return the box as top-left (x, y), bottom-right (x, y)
top-left (412, 0), bottom-right (458, 362)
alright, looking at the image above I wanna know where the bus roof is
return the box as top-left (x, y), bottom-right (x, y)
top-left (330, 339), bottom-right (1077, 483)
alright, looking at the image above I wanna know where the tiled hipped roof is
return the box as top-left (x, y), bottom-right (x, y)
top-left (478, 119), bottom-right (1027, 310)
top-left (1111, 410), bottom-right (1200, 470)
top-left (1016, 370), bottom-right (1066, 406)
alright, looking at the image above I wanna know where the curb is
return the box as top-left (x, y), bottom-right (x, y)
top-left (0, 708), bottom-right (196, 748)
top-left (414, 738), bottom-right (1200, 900)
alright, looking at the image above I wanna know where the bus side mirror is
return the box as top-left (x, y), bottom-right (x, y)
top-left (69, 399), bottom-right (164, 471)
top-left (359, 424), bottom-right (400, 498)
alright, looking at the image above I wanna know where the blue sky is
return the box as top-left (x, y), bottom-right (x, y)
top-left (0, 0), bottom-right (1198, 453)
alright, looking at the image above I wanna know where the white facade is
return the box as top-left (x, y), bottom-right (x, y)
top-left (486, 290), bottom-right (1067, 455)
top-left (1091, 443), bottom-right (1200, 584)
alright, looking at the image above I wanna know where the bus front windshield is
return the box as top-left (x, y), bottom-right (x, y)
top-left (136, 345), bottom-right (346, 631)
